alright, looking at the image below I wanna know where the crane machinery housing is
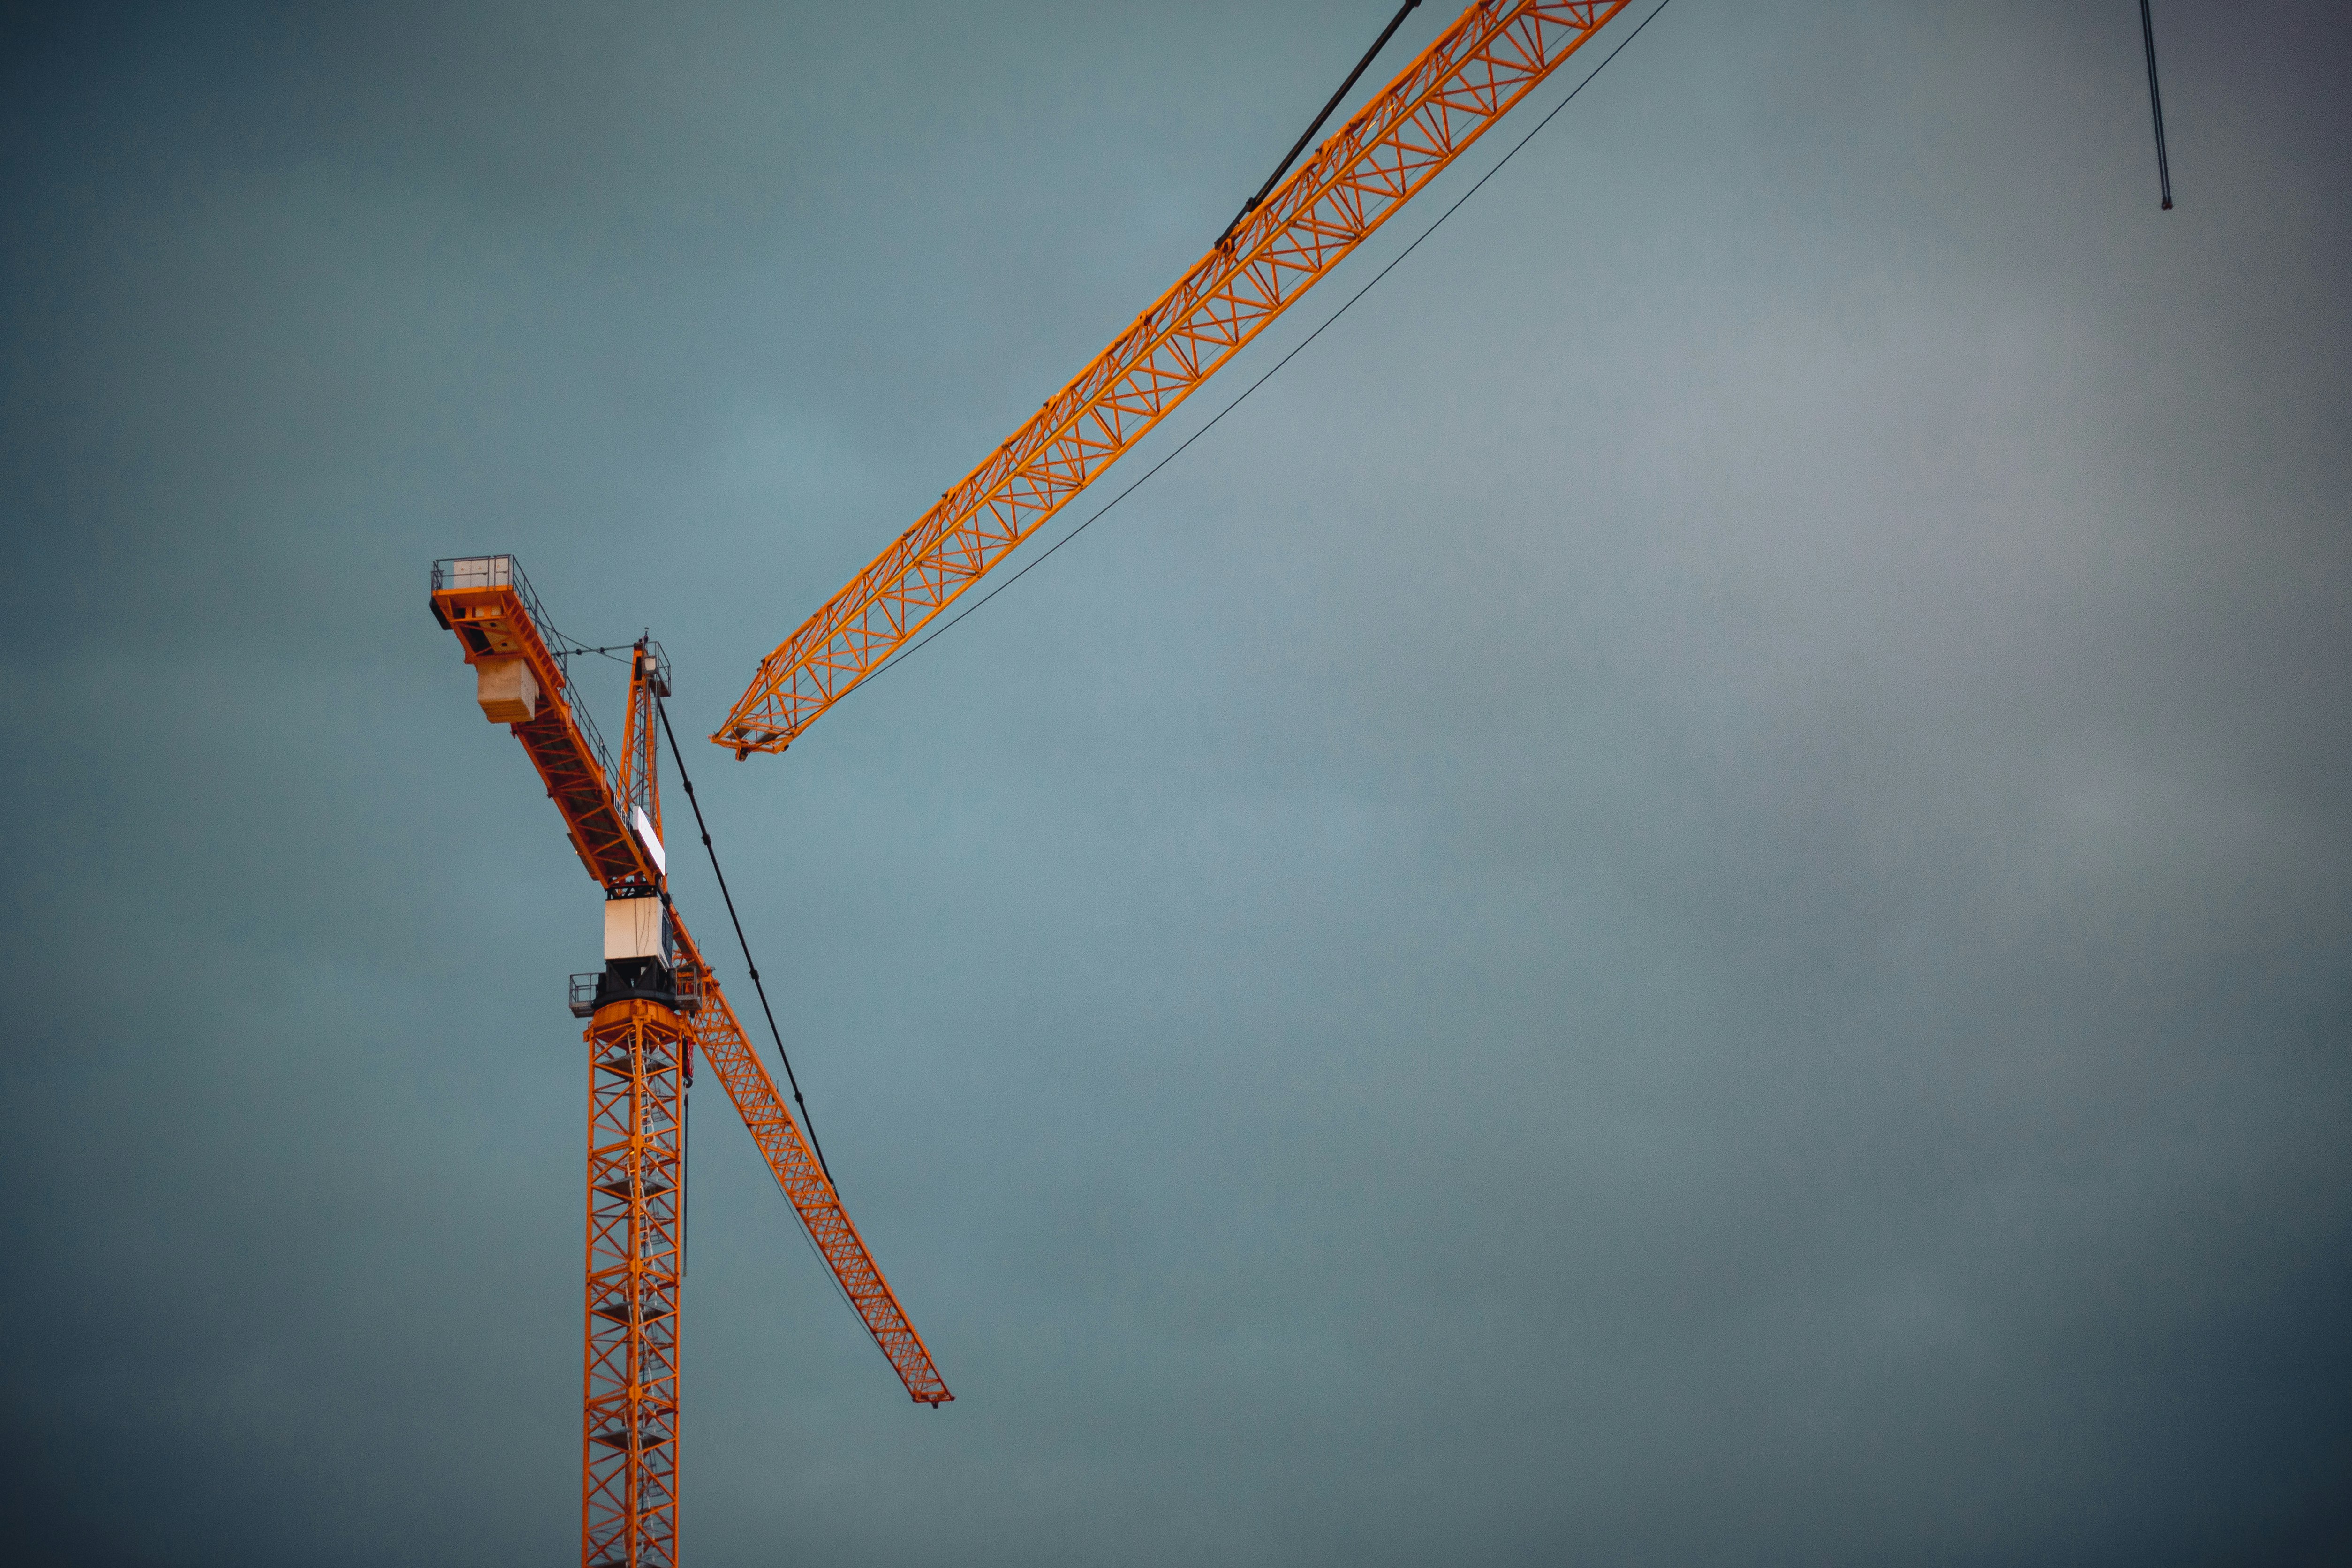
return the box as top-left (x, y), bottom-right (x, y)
top-left (431, 5), bottom-right (1644, 1565)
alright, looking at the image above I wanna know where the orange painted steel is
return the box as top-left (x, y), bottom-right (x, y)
top-left (430, 554), bottom-right (952, 1564)
top-left (717, 0), bottom-right (1631, 757)
top-left (432, 562), bottom-right (949, 1400)
top-left (582, 997), bottom-right (689, 1568)
top-left (670, 916), bottom-right (953, 1405)
top-left (620, 639), bottom-right (669, 853)
top-left (430, 565), bottom-right (659, 893)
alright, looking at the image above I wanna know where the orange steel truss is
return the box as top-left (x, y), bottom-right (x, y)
top-left (429, 563), bottom-right (953, 1405)
top-left (625, 612), bottom-right (947, 1403)
top-left (429, 555), bottom-right (952, 1564)
top-left (431, 564), bottom-right (657, 893)
top-left (670, 917), bottom-right (952, 1404)
top-left (717, 0), bottom-right (1630, 757)
top-left (582, 997), bottom-right (688, 1568)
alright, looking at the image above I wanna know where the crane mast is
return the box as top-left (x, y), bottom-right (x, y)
top-left (575, 639), bottom-right (686, 1566)
top-left (717, 0), bottom-right (1630, 757)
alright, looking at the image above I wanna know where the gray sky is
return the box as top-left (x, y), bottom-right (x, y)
top-left (4, 2), bottom-right (2348, 1563)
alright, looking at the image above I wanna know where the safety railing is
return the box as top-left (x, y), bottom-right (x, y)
top-left (434, 553), bottom-right (626, 836)
top-left (567, 964), bottom-right (702, 1020)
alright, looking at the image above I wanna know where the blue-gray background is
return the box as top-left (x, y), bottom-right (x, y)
top-left (4, 2), bottom-right (2347, 1563)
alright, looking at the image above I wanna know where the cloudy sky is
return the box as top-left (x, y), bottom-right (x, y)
top-left (5, 2), bottom-right (2348, 1563)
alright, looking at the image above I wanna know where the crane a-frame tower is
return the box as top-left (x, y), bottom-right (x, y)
top-left (429, 5), bottom-right (1634, 1564)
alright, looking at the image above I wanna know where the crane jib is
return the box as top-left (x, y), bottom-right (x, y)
top-left (717, 1), bottom-right (1631, 758)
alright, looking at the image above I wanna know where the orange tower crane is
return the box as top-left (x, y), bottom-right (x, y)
top-left (429, 4), bottom-right (1643, 1564)
top-left (429, 555), bottom-right (947, 1568)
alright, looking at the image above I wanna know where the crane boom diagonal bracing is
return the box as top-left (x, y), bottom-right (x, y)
top-left (718, 0), bottom-right (1629, 757)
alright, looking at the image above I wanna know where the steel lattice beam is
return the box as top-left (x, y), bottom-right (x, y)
top-left (718, 1), bottom-right (1631, 756)
top-left (582, 999), bottom-right (688, 1568)
top-left (671, 917), bottom-right (953, 1405)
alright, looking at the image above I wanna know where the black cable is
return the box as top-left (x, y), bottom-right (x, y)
top-left (2138, 0), bottom-right (2173, 211)
top-left (541, 629), bottom-right (636, 664)
top-left (1216, 0), bottom-right (1422, 251)
top-left (657, 704), bottom-right (875, 1339)
top-left (863, 0), bottom-right (1675, 688)
top-left (656, 697), bottom-right (836, 1185)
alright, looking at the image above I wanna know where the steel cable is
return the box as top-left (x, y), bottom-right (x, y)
top-left (656, 697), bottom-right (835, 1185)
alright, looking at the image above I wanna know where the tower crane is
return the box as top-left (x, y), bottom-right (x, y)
top-left (429, 555), bottom-right (947, 1568)
top-left (431, 4), bottom-right (1638, 1565)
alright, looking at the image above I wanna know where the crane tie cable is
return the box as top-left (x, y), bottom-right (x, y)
top-left (1216, 0), bottom-right (1422, 251)
top-left (865, 0), bottom-right (1675, 688)
top-left (2138, 0), bottom-right (2173, 211)
top-left (657, 697), bottom-right (836, 1185)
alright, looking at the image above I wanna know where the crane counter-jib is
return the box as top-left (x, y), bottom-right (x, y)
top-left (428, 554), bottom-right (661, 893)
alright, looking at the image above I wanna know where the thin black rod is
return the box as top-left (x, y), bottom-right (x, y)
top-left (2140, 0), bottom-right (2173, 210)
top-left (656, 697), bottom-right (834, 1185)
top-left (1217, 0), bottom-right (1421, 250)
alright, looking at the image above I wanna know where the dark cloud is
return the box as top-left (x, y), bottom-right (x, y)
top-left (4, 2), bottom-right (2348, 1564)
